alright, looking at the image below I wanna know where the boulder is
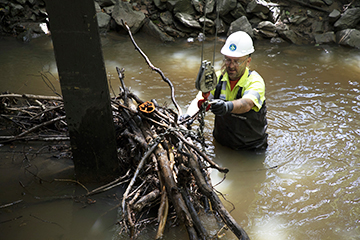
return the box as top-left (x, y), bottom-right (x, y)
top-left (167, 0), bottom-right (196, 15)
top-left (227, 15), bottom-right (253, 37)
top-left (112, 0), bottom-right (146, 34)
top-left (160, 11), bottom-right (173, 25)
top-left (219, 0), bottom-right (237, 17)
top-left (97, 12), bottom-right (111, 29)
top-left (278, 29), bottom-right (307, 45)
top-left (174, 12), bottom-right (201, 29)
top-left (312, 20), bottom-right (325, 34)
top-left (314, 31), bottom-right (336, 44)
top-left (199, 16), bottom-right (214, 28)
top-left (323, 0), bottom-right (333, 6)
top-left (329, 9), bottom-right (341, 23)
top-left (154, 0), bottom-right (167, 11)
top-left (334, 7), bottom-right (360, 30)
top-left (258, 29), bottom-right (277, 38)
top-left (163, 25), bottom-right (186, 38)
top-left (246, 0), bottom-right (270, 15)
top-left (336, 29), bottom-right (360, 49)
top-left (141, 18), bottom-right (175, 42)
top-left (103, 6), bottom-right (115, 15)
top-left (94, 2), bottom-right (101, 13)
top-left (309, 0), bottom-right (325, 7)
top-left (230, 2), bottom-right (247, 19)
top-left (191, 0), bottom-right (215, 14)
top-left (257, 21), bottom-right (276, 32)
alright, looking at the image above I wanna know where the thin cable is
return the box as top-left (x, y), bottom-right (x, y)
top-left (213, 0), bottom-right (219, 63)
top-left (200, 0), bottom-right (208, 63)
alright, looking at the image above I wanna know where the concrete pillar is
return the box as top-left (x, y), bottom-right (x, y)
top-left (45, 0), bottom-right (118, 182)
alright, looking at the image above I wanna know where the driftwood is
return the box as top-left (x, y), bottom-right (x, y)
top-left (0, 81), bottom-right (249, 239)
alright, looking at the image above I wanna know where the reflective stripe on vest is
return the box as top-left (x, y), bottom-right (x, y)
top-left (214, 70), bottom-right (252, 100)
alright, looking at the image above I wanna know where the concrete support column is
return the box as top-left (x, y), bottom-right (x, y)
top-left (46, 0), bottom-right (118, 182)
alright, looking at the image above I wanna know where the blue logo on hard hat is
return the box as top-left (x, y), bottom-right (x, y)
top-left (229, 44), bottom-right (237, 51)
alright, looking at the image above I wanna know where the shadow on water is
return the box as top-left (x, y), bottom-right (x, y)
top-left (1, 32), bottom-right (360, 239)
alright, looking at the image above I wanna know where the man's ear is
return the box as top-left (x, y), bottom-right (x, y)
top-left (246, 57), bottom-right (252, 66)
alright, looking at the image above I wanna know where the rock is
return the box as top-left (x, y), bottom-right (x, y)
top-left (230, 2), bottom-right (247, 19)
top-left (249, 17), bottom-right (262, 28)
top-left (254, 11), bottom-right (268, 20)
top-left (269, 6), bottom-right (281, 23)
top-left (336, 29), bottom-right (360, 49)
top-left (219, 0), bottom-right (237, 17)
top-left (191, 0), bottom-right (215, 14)
top-left (112, 0), bottom-right (146, 34)
top-left (103, 6), bottom-right (115, 15)
top-left (94, 2), bottom-right (102, 13)
top-left (323, 0), bottom-right (333, 6)
top-left (199, 16), bottom-right (214, 28)
top-left (270, 37), bottom-right (286, 44)
top-left (10, 3), bottom-right (24, 17)
top-left (289, 15), bottom-right (307, 25)
top-left (97, 12), bottom-right (111, 29)
top-left (15, 0), bottom-right (26, 4)
top-left (329, 9), bottom-right (341, 23)
top-left (173, 19), bottom-right (194, 33)
top-left (257, 21), bottom-right (276, 32)
top-left (334, 7), bottom-right (360, 30)
top-left (246, 0), bottom-right (269, 15)
top-left (258, 29), bottom-right (277, 38)
top-left (314, 31), bottom-right (335, 44)
top-left (309, 0), bottom-right (325, 7)
top-left (227, 15), bottom-right (253, 37)
top-left (163, 25), bottom-right (186, 38)
top-left (141, 18), bottom-right (174, 42)
top-left (278, 29), bottom-right (307, 45)
top-left (154, 0), bottom-right (167, 11)
top-left (160, 11), bottom-right (173, 25)
top-left (95, 0), bottom-right (116, 7)
top-left (312, 20), bottom-right (324, 34)
top-left (174, 12), bottom-right (201, 29)
top-left (168, 0), bottom-right (196, 15)
top-left (307, 10), bottom-right (316, 18)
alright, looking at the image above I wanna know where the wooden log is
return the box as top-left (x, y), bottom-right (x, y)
top-left (187, 148), bottom-right (250, 240)
top-left (155, 142), bottom-right (198, 240)
top-left (155, 185), bottom-right (168, 240)
top-left (180, 187), bottom-right (208, 240)
top-left (132, 188), bottom-right (160, 212)
top-left (0, 116), bottom-right (66, 143)
top-left (0, 93), bottom-right (63, 101)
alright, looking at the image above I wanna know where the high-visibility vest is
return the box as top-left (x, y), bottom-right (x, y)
top-left (210, 69), bottom-right (268, 151)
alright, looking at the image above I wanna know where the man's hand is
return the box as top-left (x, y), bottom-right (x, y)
top-left (210, 99), bottom-right (234, 116)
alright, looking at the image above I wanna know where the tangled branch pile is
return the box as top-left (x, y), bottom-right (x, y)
top-left (0, 84), bottom-right (249, 239)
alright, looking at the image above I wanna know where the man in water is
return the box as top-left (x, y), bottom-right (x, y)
top-left (183, 31), bottom-right (268, 151)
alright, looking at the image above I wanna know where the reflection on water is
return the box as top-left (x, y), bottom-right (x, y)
top-left (1, 33), bottom-right (360, 239)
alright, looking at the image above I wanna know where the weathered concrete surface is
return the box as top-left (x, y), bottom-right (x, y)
top-left (46, 0), bottom-right (119, 182)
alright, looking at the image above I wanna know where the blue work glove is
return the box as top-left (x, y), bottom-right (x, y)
top-left (210, 99), bottom-right (234, 116)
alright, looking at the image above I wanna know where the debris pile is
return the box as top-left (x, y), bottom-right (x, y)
top-left (0, 83), bottom-right (249, 240)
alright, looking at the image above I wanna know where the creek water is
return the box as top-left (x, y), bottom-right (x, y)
top-left (0, 32), bottom-right (360, 240)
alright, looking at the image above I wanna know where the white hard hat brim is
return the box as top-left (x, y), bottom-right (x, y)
top-left (221, 46), bottom-right (254, 57)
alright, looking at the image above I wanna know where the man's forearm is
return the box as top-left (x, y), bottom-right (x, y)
top-left (231, 98), bottom-right (254, 114)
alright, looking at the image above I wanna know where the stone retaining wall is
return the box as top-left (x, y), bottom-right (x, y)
top-left (1, 0), bottom-right (359, 49)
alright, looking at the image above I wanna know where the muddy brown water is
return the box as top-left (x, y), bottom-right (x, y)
top-left (0, 32), bottom-right (360, 240)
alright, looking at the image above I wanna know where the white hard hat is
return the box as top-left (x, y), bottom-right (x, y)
top-left (221, 31), bottom-right (255, 58)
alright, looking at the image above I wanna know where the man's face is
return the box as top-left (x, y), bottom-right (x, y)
top-left (224, 55), bottom-right (249, 81)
